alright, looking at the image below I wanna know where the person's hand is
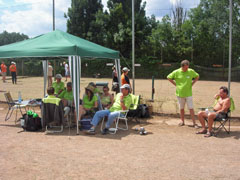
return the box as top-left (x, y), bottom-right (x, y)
top-left (120, 94), bottom-right (124, 102)
top-left (214, 94), bottom-right (220, 99)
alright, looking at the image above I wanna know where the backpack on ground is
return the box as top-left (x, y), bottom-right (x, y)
top-left (21, 113), bottom-right (42, 131)
top-left (137, 104), bottom-right (150, 118)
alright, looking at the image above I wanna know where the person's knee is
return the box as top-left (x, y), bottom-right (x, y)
top-left (197, 111), bottom-right (204, 117)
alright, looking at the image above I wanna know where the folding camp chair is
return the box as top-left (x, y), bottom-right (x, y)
top-left (205, 97), bottom-right (235, 135)
top-left (41, 97), bottom-right (64, 133)
top-left (4, 92), bottom-right (27, 124)
top-left (101, 110), bottom-right (129, 134)
top-left (127, 94), bottom-right (141, 122)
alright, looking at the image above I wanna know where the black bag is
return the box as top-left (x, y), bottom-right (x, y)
top-left (128, 104), bottom-right (150, 118)
top-left (22, 114), bottom-right (42, 131)
top-left (138, 104), bottom-right (150, 118)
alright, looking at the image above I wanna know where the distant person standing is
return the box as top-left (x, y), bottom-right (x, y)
top-left (9, 62), bottom-right (17, 84)
top-left (63, 61), bottom-right (70, 82)
top-left (167, 60), bottom-right (199, 128)
top-left (48, 62), bottom-right (53, 87)
top-left (1, 61), bottom-right (7, 83)
top-left (121, 67), bottom-right (131, 88)
top-left (112, 66), bottom-right (119, 93)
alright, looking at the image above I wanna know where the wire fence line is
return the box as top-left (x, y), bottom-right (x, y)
top-left (0, 77), bottom-right (239, 117)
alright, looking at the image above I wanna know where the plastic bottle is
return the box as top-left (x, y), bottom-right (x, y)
top-left (205, 108), bottom-right (209, 115)
top-left (18, 91), bottom-right (22, 103)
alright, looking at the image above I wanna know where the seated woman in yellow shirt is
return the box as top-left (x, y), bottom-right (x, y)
top-left (78, 85), bottom-right (98, 120)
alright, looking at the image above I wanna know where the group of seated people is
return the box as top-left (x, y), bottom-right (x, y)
top-left (45, 74), bottom-right (132, 135)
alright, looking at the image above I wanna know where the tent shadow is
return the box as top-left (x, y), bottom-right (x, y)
top-left (45, 119), bottom-right (154, 140)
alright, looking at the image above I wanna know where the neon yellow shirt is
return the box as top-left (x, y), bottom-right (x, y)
top-left (83, 94), bottom-right (98, 109)
top-left (58, 90), bottom-right (73, 101)
top-left (109, 93), bottom-right (132, 112)
top-left (167, 68), bottom-right (199, 97)
top-left (52, 81), bottom-right (65, 95)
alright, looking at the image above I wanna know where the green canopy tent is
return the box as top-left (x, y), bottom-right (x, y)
top-left (0, 30), bottom-right (121, 134)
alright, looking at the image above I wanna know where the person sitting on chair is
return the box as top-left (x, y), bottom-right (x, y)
top-left (58, 82), bottom-right (73, 107)
top-left (52, 74), bottom-right (65, 96)
top-left (58, 82), bottom-right (74, 117)
top-left (100, 85), bottom-right (113, 109)
top-left (197, 86), bottom-right (231, 137)
top-left (86, 84), bottom-right (132, 135)
top-left (78, 84), bottom-right (98, 120)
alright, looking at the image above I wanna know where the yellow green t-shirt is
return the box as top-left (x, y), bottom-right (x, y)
top-left (58, 90), bottom-right (73, 101)
top-left (83, 94), bottom-right (98, 109)
top-left (52, 81), bottom-right (65, 95)
top-left (167, 68), bottom-right (199, 97)
top-left (109, 93), bottom-right (132, 112)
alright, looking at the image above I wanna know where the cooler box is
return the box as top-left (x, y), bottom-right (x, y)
top-left (79, 118), bottom-right (92, 130)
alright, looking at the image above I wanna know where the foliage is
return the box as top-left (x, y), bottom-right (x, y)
top-left (0, 31), bottom-right (28, 46)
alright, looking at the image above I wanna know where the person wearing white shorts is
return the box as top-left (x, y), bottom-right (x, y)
top-left (167, 60), bottom-right (199, 127)
top-left (177, 96), bottom-right (194, 110)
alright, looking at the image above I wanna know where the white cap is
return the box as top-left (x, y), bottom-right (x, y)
top-left (11, 61), bottom-right (16, 64)
top-left (120, 84), bottom-right (130, 89)
top-left (122, 67), bottom-right (130, 72)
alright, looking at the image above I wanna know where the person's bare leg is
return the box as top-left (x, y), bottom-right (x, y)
top-left (207, 113), bottom-right (216, 132)
top-left (180, 109), bottom-right (185, 124)
top-left (197, 111), bottom-right (207, 132)
top-left (190, 109), bottom-right (196, 125)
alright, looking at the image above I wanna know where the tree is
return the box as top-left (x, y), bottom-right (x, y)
top-left (65, 0), bottom-right (104, 45)
top-left (189, 0), bottom-right (240, 67)
top-left (105, 0), bottom-right (150, 58)
top-left (0, 31), bottom-right (28, 46)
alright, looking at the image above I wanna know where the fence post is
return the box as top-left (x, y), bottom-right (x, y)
top-left (152, 76), bottom-right (155, 101)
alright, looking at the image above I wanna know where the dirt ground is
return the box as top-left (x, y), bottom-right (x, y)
top-left (0, 77), bottom-right (240, 179)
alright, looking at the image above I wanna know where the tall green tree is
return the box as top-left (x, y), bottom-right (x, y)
top-left (65, 0), bottom-right (105, 45)
top-left (189, 0), bottom-right (240, 67)
top-left (105, 0), bottom-right (150, 58)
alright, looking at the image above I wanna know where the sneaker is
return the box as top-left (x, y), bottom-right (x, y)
top-left (85, 127), bottom-right (95, 135)
top-left (101, 128), bottom-right (109, 135)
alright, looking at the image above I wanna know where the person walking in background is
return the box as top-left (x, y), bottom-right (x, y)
top-left (48, 62), bottom-right (53, 87)
top-left (1, 61), bottom-right (7, 83)
top-left (167, 60), bottom-right (199, 128)
top-left (63, 61), bottom-right (70, 82)
top-left (9, 62), bottom-right (17, 84)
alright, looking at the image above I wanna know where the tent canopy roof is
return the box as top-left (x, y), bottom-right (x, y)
top-left (0, 30), bottom-right (119, 59)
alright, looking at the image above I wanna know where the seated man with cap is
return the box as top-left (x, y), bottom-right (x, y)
top-left (86, 84), bottom-right (133, 135)
top-left (52, 74), bottom-right (65, 96)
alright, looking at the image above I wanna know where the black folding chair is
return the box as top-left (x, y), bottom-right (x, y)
top-left (204, 97), bottom-right (235, 135)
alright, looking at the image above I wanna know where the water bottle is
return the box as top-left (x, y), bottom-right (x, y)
top-left (18, 91), bottom-right (22, 103)
top-left (205, 108), bottom-right (209, 115)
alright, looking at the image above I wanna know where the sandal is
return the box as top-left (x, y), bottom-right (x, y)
top-left (196, 129), bottom-right (207, 134)
top-left (204, 131), bottom-right (213, 138)
top-left (178, 122), bottom-right (185, 126)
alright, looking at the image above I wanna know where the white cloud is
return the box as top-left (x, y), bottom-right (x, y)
top-left (0, 0), bottom-right (70, 37)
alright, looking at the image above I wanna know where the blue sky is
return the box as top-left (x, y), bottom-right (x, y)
top-left (0, 0), bottom-right (200, 38)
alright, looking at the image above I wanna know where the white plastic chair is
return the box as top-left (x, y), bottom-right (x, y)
top-left (101, 110), bottom-right (129, 134)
